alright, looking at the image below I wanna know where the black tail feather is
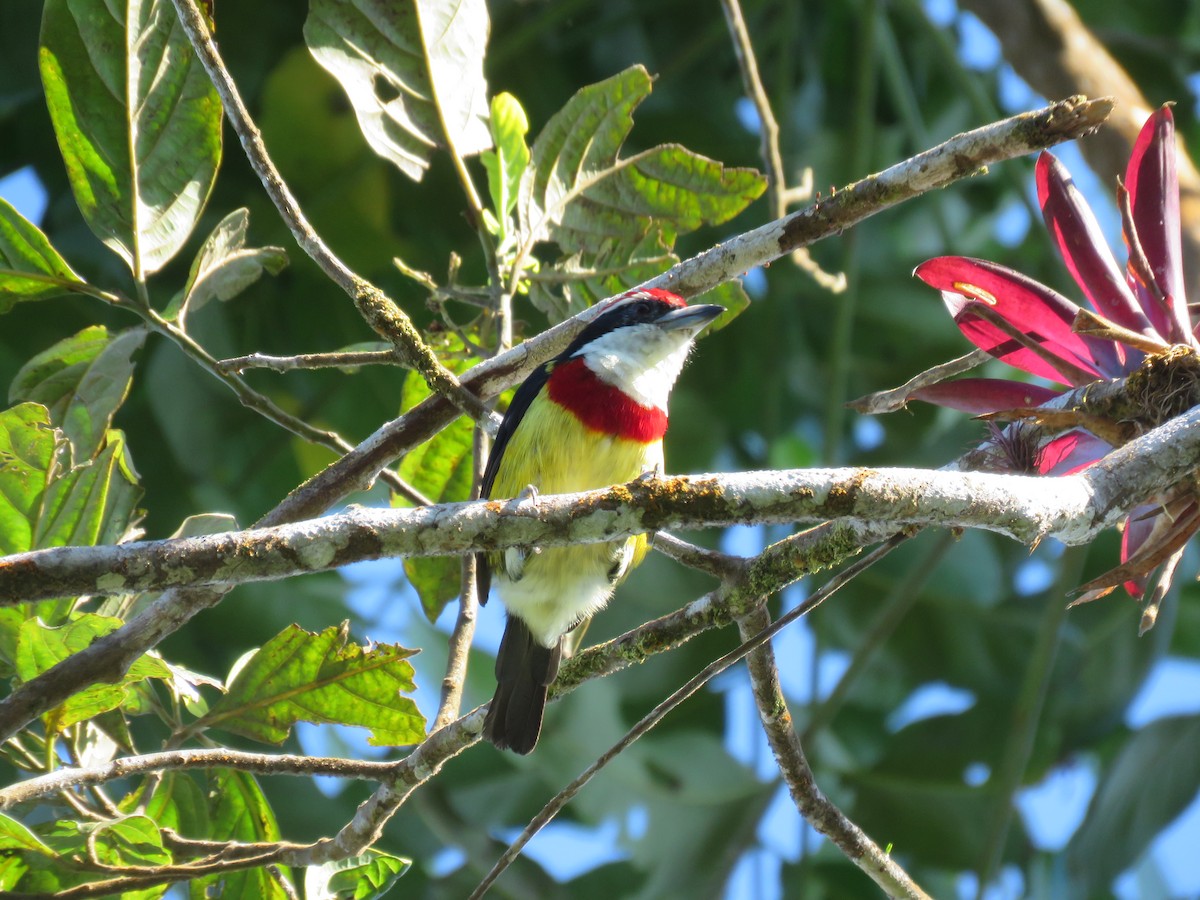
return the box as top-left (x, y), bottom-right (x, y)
top-left (483, 616), bottom-right (561, 754)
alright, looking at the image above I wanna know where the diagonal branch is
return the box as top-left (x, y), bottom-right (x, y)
top-left (737, 605), bottom-right (932, 899)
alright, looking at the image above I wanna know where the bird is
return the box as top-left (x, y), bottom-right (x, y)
top-left (478, 287), bottom-right (724, 754)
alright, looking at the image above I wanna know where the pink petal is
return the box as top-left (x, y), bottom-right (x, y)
top-left (1036, 152), bottom-right (1152, 342)
top-left (1125, 106), bottom-right (1190, 342)
top-left (915, 257), bottom-right (1107, 385)
top-left (1036, 430), bottom-right (1111, 475)
top-left (1120, 506), bottom-right (1159, 598)
top-left (911, 378), bottom-right (1061, 415)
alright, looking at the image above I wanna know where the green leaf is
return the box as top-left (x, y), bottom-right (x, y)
top-left (304, 0), bottom-right (492, 183)
top-left (520, 65), bottom-right (765, 254)
top-left (0, 813), bottom-right (54, 855)
top-left (15, 614), bottom-right (170, 731)
top-left (0, 196), bottom-right (83, 311)
top-left (396, 334), bottom-right (478, 619)
top-left (39, 0), bottom-right (222, 275)
top-left (0, 403), bottom-right (59, 556)
top-left (480, 92), bottom-right (530, 242)
top-left (1066, 714), bottom-right (1200, 891)
top-left (192, 770), bottom-right (289, 900)
top-left (90, 816), bottom-right (171, 867)
top-left (145, 772), bottom-right (210, 839)
top-left (10, 326), bottom-right (146, 461)
top-left (35, 429), bottom-right (142, 550)
top-left (196, 623), bottom-right (425, 746)
top-left (305, 849), bottom-right (412, 900)
top-left (167, 208), bottom-right (289, 322)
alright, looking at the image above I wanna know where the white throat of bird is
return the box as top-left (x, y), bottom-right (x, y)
top-left (571, 322), bottom-right (697, 410)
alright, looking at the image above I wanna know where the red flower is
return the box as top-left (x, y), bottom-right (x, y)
top-left (911, 105), bottom-right (1195, 621)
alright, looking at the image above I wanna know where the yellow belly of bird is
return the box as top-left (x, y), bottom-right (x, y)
top-left (488, 394), bottom-right (662, 647)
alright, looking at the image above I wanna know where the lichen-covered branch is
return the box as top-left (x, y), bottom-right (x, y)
top-left (5, 401), bottom-right (1198, 603)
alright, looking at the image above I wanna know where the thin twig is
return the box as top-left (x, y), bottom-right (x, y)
top-left (217, 349), bottom-right (403, 374)
top-left (436, 555), bottom-right (479, 730)
top-left (719, 0), bottom-right (844, 291)
top-left (849, 348), bottom-right (994, 413)
top-left (651, 531), bottom-right (746, 580)
top-left (0, 747), bottom-right (400, 808)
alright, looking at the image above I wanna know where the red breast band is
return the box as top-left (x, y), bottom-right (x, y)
top-left (547, 358), bottom-right (668, 442)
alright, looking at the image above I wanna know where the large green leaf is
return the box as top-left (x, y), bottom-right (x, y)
top-left (196, 623), bottom-right (425, 746)
top-left (304, 0), bottom-right (492, 182)
top-left (39, 0), bottom-right (222, 276)
top-left (518, 66), bottom-right (763, 320)
top-left (305, 849), bottom-right (412, 900)
top-left (10, 326), bottom-right (145, 461)
top-left (0, 196), bottom-right (83, 311)
top-left (1066, 714), bottom-right (1200, 892)
top-left (191, 770), bottom-right (289, 900)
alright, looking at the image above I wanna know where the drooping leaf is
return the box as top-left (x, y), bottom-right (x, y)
top-left (304, 0), bottom-right (492, 182)
top-left (397, 334), bottom-right (478, 620)
top-left (305, 849), bottom-right (412, 900)
top-left (15, 614), bottom-right (171, 731)
top-left (1066, 714), bottom-right (1200, 892)
top-left (39, 0), bottom-right (222, 275)
top-left (518, 66), bottom-right (764, 320)
top-left (0, 196), bottom-right (83, 311)
top-left (167, 208), bottom-right (288, 322)
top-left (191, 770), bottom-right (289, 900)
top-left (196, 623), bottom-right (425, 746)
top-left (10, 326), bottom-right (146, 461)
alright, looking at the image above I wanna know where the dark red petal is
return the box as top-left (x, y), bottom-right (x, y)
top-left (910, 378), bottom-right (1061, 415)
top-left (915, 257), bottom-right (1108, 384)
top-left (1120, 506), bottom-right (1158, 598)
top-left (1036, 152), bottom-right (1152, 336)
top-left (1125, 106), bottom-right (1189, 340)
top-left (1036, 430), bottom-right (1111, 475)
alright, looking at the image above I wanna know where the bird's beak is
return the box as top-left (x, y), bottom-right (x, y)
top-left (655, 303), bottom-right (725, 335)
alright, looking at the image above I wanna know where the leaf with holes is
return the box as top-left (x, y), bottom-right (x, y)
top-left (196, 623), bottom-right (425, 746)
top-left (305, 0), bottom-right (491, 182)
top-left (39, 0), bottom-right (222, 275)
